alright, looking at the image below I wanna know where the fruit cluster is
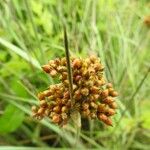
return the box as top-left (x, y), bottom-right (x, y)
top-left (32, 56), bottom-right (118, 126)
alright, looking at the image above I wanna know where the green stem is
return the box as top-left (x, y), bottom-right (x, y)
top-left (63, 26), bottom-right (74, 106)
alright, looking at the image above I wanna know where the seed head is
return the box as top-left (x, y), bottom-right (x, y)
top-left (32, 56), bottom-right (118, 126)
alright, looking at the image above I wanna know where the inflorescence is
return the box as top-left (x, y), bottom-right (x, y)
top-left (32, 56), bottom-right (118, 126)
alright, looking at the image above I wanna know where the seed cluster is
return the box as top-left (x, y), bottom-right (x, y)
top-left (32, 56), bottom-right (118, 126)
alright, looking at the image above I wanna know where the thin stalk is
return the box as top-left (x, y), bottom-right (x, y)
top-left (63, 26), bottom-right (74, 106)
top-left (64, 26), bottom-right (81, 147)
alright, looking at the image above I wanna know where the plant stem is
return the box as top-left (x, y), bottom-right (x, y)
top-left (63, 26), bottom-right (74, 107)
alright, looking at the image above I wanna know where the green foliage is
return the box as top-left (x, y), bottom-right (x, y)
top-left (0, 0), bottom-right (150, 149)
top-left (0, 105), bottom-right (24, 134)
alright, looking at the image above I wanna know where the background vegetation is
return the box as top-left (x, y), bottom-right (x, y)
top-left (0, 0), bottom-right (150, 149)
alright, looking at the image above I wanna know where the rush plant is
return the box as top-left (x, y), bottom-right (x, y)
top-left (32, 28), bottom-right (118, 127)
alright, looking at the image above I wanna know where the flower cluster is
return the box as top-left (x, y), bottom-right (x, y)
top-left (32, 56), bottom-right (118, 126)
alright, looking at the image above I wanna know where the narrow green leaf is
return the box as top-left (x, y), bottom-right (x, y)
top-left (0, 104), bottom-right (25, 134)
top-left (0, 38), bottom-right (41, 69)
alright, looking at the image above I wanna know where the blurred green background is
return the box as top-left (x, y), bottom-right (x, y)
top-left (0, 0), bottom-right (150, 149)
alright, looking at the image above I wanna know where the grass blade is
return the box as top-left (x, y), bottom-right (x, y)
top-left (0, 38), bottom-right (41, 69)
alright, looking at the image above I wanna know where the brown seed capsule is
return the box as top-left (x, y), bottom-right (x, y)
top-left (82, 69), bottom-right (89, 77)
top-left (97, 104), bottom-right (106, 113)
top-left (98, 113), bottom-right (113, 126)
top-left (47, 95), bottom-right (54, 101)
top-left (50, 63), bottom-right (56, 68)
top-left (62, 98), bottom-right (68, 104)
top-left (109, 102), bottom-right (118, 109)
top-left (82, 109), bottom-right (90, 117)
top-left (93, 94), bottom-right (100, 100)
top-left (104, 117), bottom-right (113, 126)
top-left (94, 63), bottom-right (102, 71)
top-left (38, 92), bottom-right (45, 100)
top-left (102, 97), bottom-right (114, 104)
top-left (48, 60), bottom-right (55, 65)
top-left (44, 109), bottom-right (51, 116)
top-left (61, 58), bottom-right (66, 66)
top-left (90, 55), bottom-right (97, 63)
top-left (63, 80), bottom-right (69, 86)
top-left (50, 70), bottom-right (57, 77)
top-left (78, 79), bottom-right (83, 86)
top-left (106, 83), bottom-right (113, 88)
top-left (81, 88), bottom-right (89, 96)
top-left (95, 80), bottom-right (103, 86)
top-left (85, 58), bottom-right (91, 65)
top-left (31, 106), bottom-right (37, 112)
top-left (72, 59), bottom-right (82, 68)
top-left (88, 95), bottom-right (95, 101)
top-left (88, 68), bottom-right (95, 74)
top-left (60, 72), bottom-right (68, 80)
top-left (73, 84), bottom-right (77, 90)
top-left (98, 113), bottom-right (107, 121)
top-left (57, 66), bottom-right (67, 72)
top-left (144, 15), bottom-right (150, 27)
top-left (111, 91), bottom-right (118, 97)
top-left (106, 108), bottom-right (116, 116)
top-left (43, 90), bottom-right (51, 97)
top-left (63, 91), bottom-right (70, 99)
top-left (74, 75), bottom-right (82, 82)
top-left (85, 80), bottom-right (94, 87)
top-left (56, 98), bottom-right (62, 105)
top-left (61, 113), bottom-right (68, 120)
top-left (82, 103), bottom-right (89, 110)
top-left (101, 89), bottom-right (109, 98)
top-left (53, 106), bottom-right (61, 113)
top-left (42, 65), bottom-right (51, 73)
top-left (52, 114), bottom-right (61, 123)
top-left (90, 112), bottom-right (96, 119)
top-left (90, 86), bottom-right (99, 94)
top-left (61, 106), bottom-right (68, 113)
top-left (99, 65), bottom-right (104, 71)
top-left (74, 90), bottom-right (82, 100)
top-left (40, 100), bottom-right (47, 107)
top-left (54, 58), bottom-right (60, 65)
top-left (37, 107), bottom-right (45, 114)
top-left (66, 100), bottom-right (71, 108)
top-left (98, 114), bottom-right (112, 126)
top-left (55, 90), bottom-right (63, 98)
top-left (48, 105), bottom-right (53, 111)
top-left (101, 78), bottom-right (106, 85)
top-left (108, 87), bottom-right (113, 93)
top-left (90, 102), bottom-right (98, 109)
top-left (49, 112), bottom-right (56, 117)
